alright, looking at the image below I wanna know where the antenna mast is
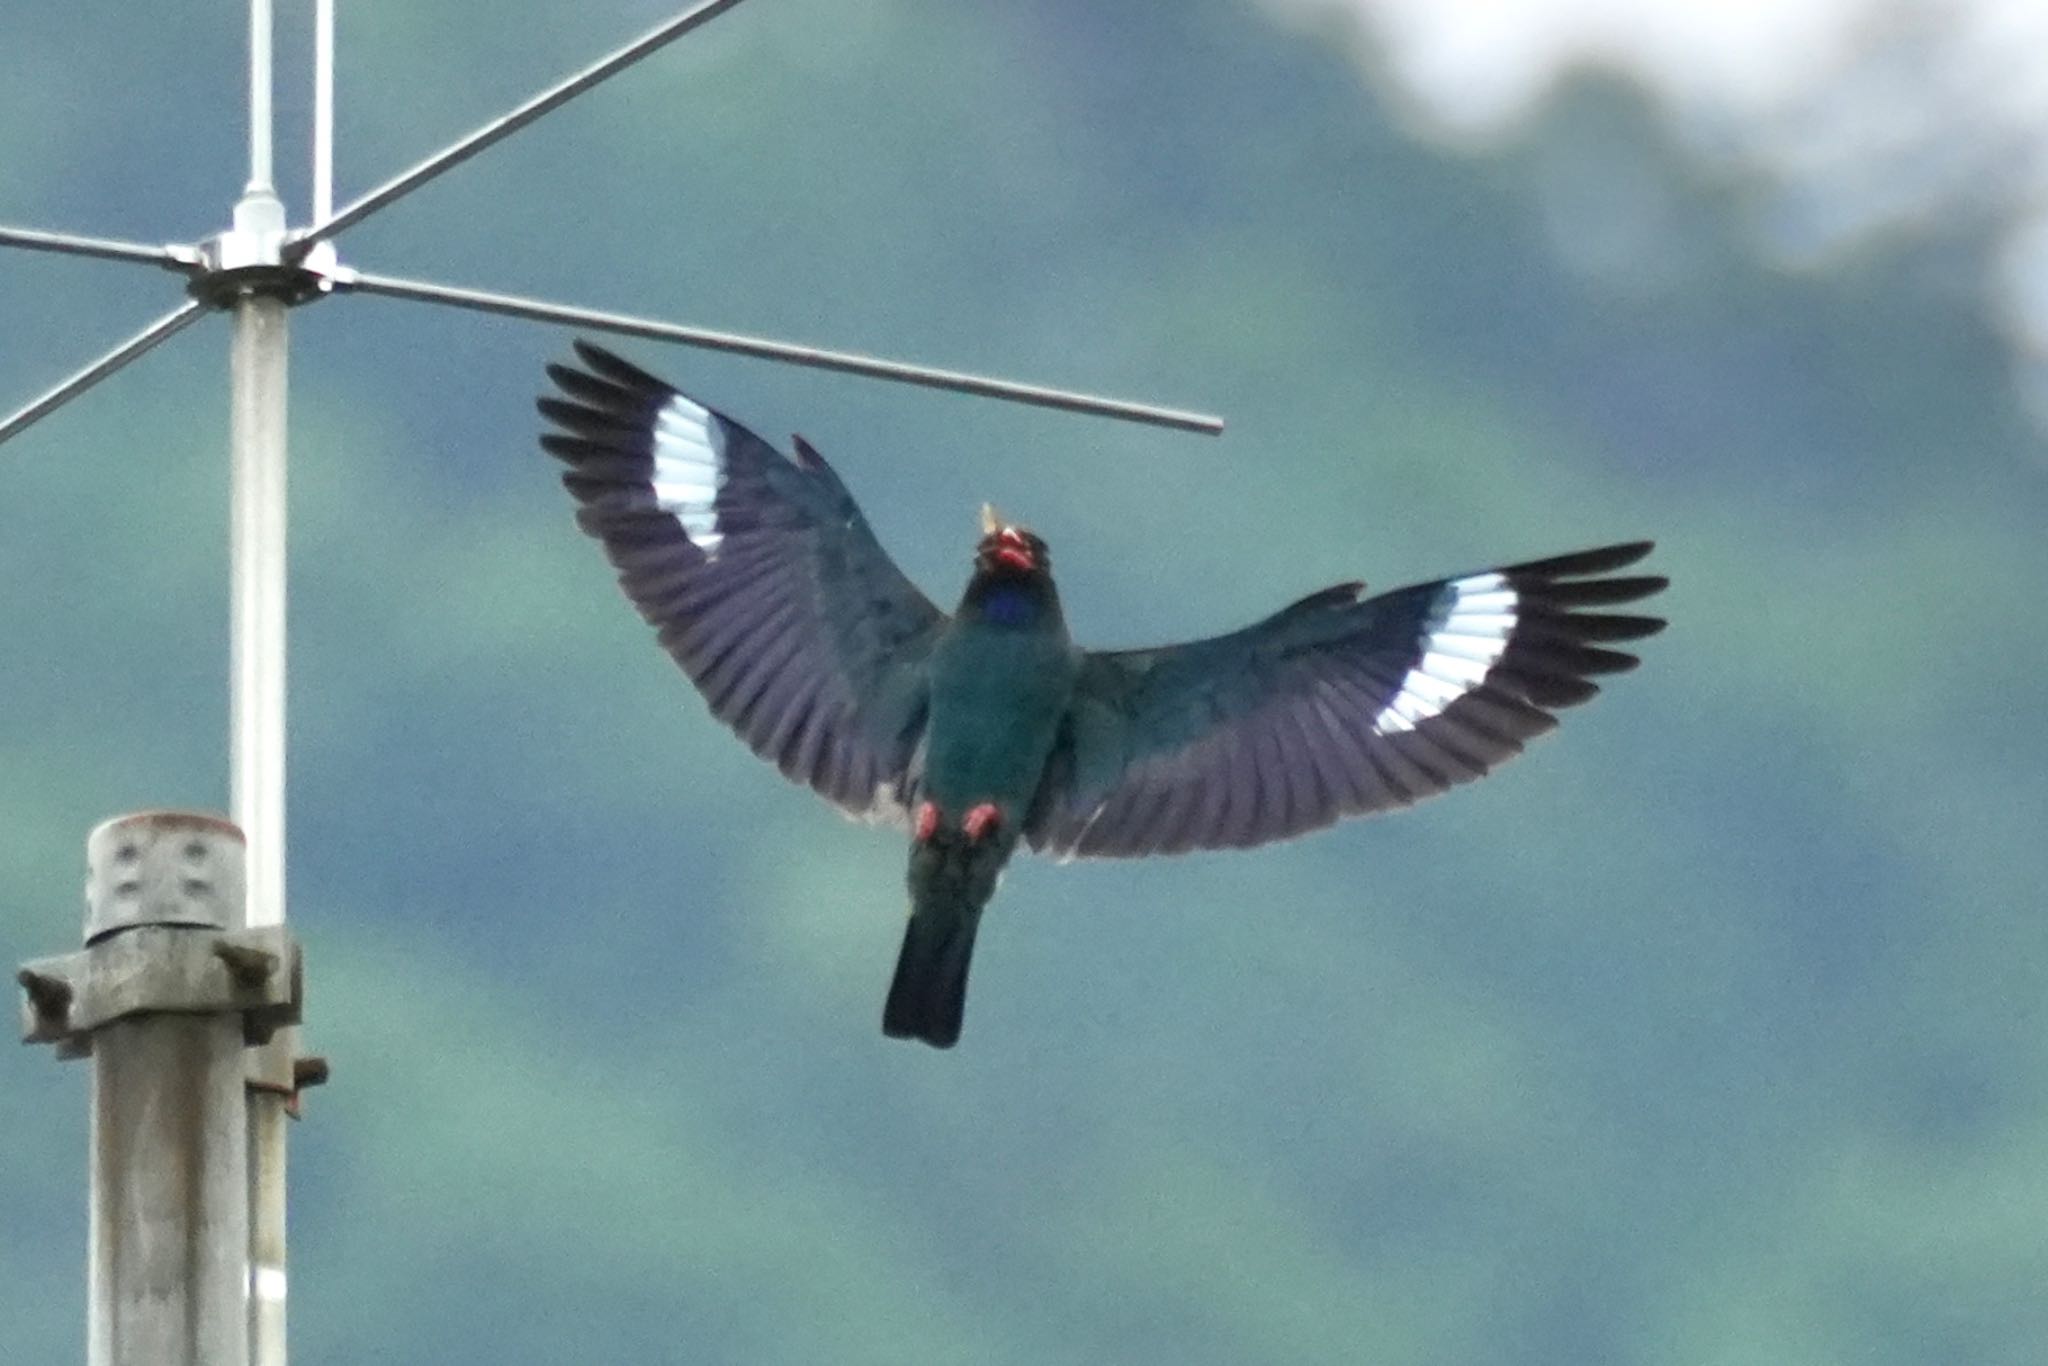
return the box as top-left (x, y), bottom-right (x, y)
top-left (6, 5), bottom-right (1224, 1364)
top-left (231, 0), bottom-right (294, 1354)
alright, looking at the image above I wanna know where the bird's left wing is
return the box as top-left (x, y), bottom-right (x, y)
top-left (1025, 542), bottom-right (1666, 859)
top-left (540, 342), bottom-right (946, 824)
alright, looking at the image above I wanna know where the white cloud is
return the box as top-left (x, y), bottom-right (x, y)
top-left (1274, 0), bottom-right (1866, 130)
top-left (1265, 0), bottom-right (2048, 389)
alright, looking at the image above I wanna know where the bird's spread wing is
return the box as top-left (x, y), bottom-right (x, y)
top-left (540, 342), bottom-right (945, 823)
top-left (1024, 542), bottom-right (1666, 859)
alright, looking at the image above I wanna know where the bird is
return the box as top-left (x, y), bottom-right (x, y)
top-left (538, 341), bottom-right (1667, 1049)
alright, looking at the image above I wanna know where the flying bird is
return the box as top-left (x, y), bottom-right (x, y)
top-left (539, 342), bottom-right (1667, 1048)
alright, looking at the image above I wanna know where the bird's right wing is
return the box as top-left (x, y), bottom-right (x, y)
top-left (540, 342), bottom-right (946, 824)
top-left (1025, 543), bottom-right (1666, 859)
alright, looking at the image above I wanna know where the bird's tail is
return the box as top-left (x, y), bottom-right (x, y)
top-left (882, 904), bottom-right (983, 1049)
top-left (885, 826), bottom-right (1007, 1048)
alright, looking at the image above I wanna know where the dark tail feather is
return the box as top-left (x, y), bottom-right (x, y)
top-left (883, 908), bottom-right (982, 1049)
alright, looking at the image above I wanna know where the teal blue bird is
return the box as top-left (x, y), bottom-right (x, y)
top-left (890, 509), bottom-right (1075, 1045)
top-left (540, 342), bottom-right (1666, 1048)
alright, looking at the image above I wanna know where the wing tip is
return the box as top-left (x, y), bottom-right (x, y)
top-left (544, 339), bottom-right (674, 406)
top-left (1507, 539), bottom-right (1659, 579)
top-left (570, 337), bottom-right (629, 378)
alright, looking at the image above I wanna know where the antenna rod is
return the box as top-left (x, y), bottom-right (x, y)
top-left (313, 0), bottom-right (334, 226)
top-left (0, 301), bottom-right (208, 448)
top-left (247, 0), bottom-right (275, 195)
top-left (299, 0), bottom-right (337, 279)
top-left (0, 225), bottom-right (195, 270)
top-left (337, 269), bottom-right (1228, 435)
top-left (292, 0), bottom-right (751, 254)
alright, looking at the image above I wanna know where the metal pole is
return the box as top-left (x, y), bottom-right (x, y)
top-left (0, 302), bottom-right (209, 448)
top-left (0, 225), bottom-right (196, 269)
top-left (245, 1058), bottom-right (290, 1366)
top-left (337, 268), bottom-right (1229, 434)
top-left (232, 0), bottom-right (288, 933)
top-left (85, 813), bottom-right (252, 1366)
top-left (299, 0), bottom-right (339, 281)
top-left (232, 296), bottom-right (292, 1366)
top-left (313, 0), bottom-right (334, 226)
top-left (247, 0), bottom-right (275, 197)
top-left (291, 0), bottom-right (753, 252)
top-left (236, 7), bottom-right (291, 1365)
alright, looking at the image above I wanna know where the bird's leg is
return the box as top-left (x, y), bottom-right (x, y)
top-left (914, 801), bottom-right (941, 843)
top-left (962, 803), bottom-right (1000, 842)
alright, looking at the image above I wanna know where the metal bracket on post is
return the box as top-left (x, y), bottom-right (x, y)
top-left (17, 923), bottom-right (300, 1050)
top-left (17, 813), bottom-right (305, 1056)
top-left (245, 1029), bottom-right (330, 1121)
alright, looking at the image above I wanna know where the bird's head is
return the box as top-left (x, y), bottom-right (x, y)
top-left (974, 503), bottom-right (1049, 577)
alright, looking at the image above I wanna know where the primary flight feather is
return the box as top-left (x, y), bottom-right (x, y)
top-left (539, 341), bottom-right (1667, 1048)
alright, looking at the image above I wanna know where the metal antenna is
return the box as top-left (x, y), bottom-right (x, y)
top-left (6, 4), bottom-right (1223, 1366)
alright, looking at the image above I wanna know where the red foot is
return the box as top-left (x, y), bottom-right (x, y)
top-left (914, 801), bottom-right (940, 842)
top-left (962, 802), bottom-right (1001, 842)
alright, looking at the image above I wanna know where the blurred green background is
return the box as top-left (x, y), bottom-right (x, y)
top-left (4, 2), bottom-right (2044, 1362)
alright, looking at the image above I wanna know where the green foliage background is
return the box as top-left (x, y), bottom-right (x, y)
top-left (3, 2), bottom-right (2044, 1361)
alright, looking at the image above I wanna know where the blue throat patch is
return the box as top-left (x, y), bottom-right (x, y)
top-left (980, 584), bottom-right (1037, 627)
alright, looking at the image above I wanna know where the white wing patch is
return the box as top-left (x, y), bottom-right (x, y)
top-left (1374, 572), bottom-right (1517, 734)
top-left (649, 394), bottom-right (726, 553)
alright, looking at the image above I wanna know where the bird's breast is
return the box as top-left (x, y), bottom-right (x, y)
top-left (922, 625), bottom-right (1078, 813)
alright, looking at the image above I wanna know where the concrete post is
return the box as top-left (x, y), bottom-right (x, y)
top-left (17, 811), bottom-right (303, 1366)
top-left (84, 811), bottom-right (252, 1366)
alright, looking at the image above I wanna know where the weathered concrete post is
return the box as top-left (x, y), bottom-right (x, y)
top-left (17, 810), bottom-right (301, 1366)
